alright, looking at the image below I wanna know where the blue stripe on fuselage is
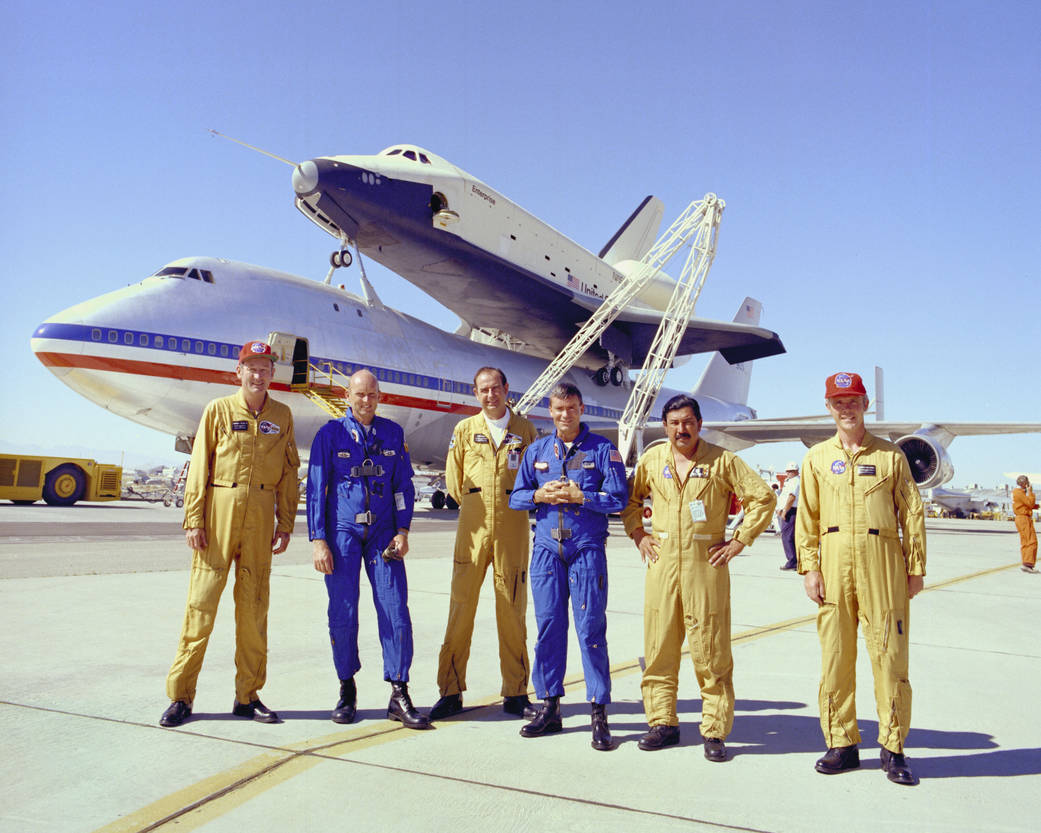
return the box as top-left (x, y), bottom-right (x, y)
top-left (32, 322), bottom-right (625, 420)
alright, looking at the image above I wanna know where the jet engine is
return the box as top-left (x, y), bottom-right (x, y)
top-left (894, 428), bottom-right (955, 489)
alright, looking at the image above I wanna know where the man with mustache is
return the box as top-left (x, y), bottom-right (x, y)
top-left (622, 394), bottom-right (775, 760)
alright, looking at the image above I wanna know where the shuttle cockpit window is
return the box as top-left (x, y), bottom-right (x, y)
top-left (403, 150), bottom-right (417, 161)
top-left (418, 153), bottom-right (430, 164)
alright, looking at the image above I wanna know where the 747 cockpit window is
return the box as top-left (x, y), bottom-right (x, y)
top-left (152, 266), bottom-right (214, 283)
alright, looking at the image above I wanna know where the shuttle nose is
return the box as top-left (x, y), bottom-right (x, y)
top-left (293, 160), bottom-right (319, 196)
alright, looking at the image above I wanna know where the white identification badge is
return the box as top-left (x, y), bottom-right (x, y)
top-left (689, 500), bottom-right (707, 523)
top-left (394, 492), bottom-right (406, 511)
top-left (507, 449), bottom-right (520, 470)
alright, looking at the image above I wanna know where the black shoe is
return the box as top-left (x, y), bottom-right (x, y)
top-left (704, 737), bottom-right (727, 762)
top-left (387, 681), bottom-right (431, 729)
top-left (591, 703), bottom-right (613, 751)
top-left (779, 565), bottom-right (797, 571)
top-left (638, 724), bottom-right (680, 751)
top-left (232, 698), bottom-right (280, 723)
top-left (159, 700), bottom-right (191, 727)
top-left (880, 748), bottom-right (918, 785)
top-left (503, 694), bottom-right (539, 719)
top-left (332, 678), bottom-right (357, 724)
top-left (430, 693), bottom-right (463, 720)
top-left (520, 697), bottom-right (562, 737)
top-left (814, 744), bottom-right (860, 774)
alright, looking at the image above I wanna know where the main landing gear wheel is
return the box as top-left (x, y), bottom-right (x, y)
top-left (593, 367), bottom-right (610, 387)
top-left (610, 365), bottom-right (625, 386)
top-left (42, 464), bottom-right (86, 507)
top-left (431, 490), bottom-right (446, 510)
top-left (330, 249), bottom-right (353, 269)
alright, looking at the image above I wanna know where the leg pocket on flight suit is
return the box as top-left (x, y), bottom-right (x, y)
top-left (571, 563), bottom-right (607, 637)
top-left (495, 565), bottom-right (527, 605)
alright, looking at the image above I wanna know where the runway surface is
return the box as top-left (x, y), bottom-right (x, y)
top-left (2, 501), bottom-right (1038, 832)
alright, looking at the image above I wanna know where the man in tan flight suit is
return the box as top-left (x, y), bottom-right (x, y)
top-left (622, 394), bottom-right (775, 761)
top-left (429, 367), bottom-right (539, 720)
top-left (160, 340), bottom-right (299, 728)
top-left (1012, 475), bottom-right (1038, 572)
top-left (797, 371), bottom-right (925, 786)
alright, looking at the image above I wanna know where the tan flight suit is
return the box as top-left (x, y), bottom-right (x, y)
top-left (436, 409), bottom-right (538, 697)
top-left (166, 391), bottom-right (299, 705)
top-left (622, 440), bottom-right (775, 738)
top-left (796, 432), bottom-right (925, 754)
top-left (1012, 487), bottom-right (1038, 568)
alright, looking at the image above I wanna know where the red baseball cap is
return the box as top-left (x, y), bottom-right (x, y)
top-left (825, 372), bottom-right (867, 398)
top-left (238, 341), bottom-right (275, 362)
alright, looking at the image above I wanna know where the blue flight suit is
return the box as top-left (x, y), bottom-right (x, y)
top-left (509, 424), bottom-right (628, 704)
top-left (307, 410), bottom-right (416, 682)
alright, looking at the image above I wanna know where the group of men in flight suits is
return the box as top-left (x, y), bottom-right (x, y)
top-left (159, 345), bottom-right (925, 787)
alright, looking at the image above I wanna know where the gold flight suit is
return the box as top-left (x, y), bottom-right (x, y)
top-left (1012, 487), bottom-right (1038, 568)
top-left (437, 409), bottom-right (538, 697)
top-left (166, 391), bottom-right (299, 705)
top-left (622, 441), bottom-right (775, 738)
top-left (796, 432), bottom-right (925, 754)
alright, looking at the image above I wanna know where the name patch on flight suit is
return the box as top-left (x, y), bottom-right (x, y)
top-left (337, 451), bottom-right (351, 458)
top-left (382, 449), bottom-right (396, 456)
top-left (582, 460), bottom-right (597, 469)
top-left (231, 421), bottom-right (249, 431)
top-left (258, 420), bottom-right (280, 435)
top-left (856, 464), bottom-right (877, 476)
top-left (474, 433), bottom-right (490, 444)
top-left (831, 460), bottom-right (847, 474)
top-left (534, 461), bottom-right (550, 472)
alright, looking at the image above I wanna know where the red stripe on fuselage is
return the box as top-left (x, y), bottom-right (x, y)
top-left (35, 352), bottom-right (481, 416)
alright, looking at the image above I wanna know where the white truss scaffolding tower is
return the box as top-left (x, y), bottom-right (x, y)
top-left (616, 195), bottom-right (724, 462)
top-left (513, 194), bottom-right (724, 419)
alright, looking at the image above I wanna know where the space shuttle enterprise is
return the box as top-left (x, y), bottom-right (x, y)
top-left (290, 143), bottom-right (785, 383)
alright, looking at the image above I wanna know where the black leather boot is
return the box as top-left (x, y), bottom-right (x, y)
top-left (332, 678), bottom-right (357, 724)
top-left (387, 681), bottom-right (431, 729)
top-left (520, 696), bottom-right (562, 738)
top-left (590, 703), bottom-right (613, 751)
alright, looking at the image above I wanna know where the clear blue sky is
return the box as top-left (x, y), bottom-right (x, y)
top-left (2, 0), bottom-right (1039, 484)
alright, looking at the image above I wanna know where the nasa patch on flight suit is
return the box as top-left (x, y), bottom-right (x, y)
top-left (231, 420), bottom-right (248, 432)
top-left (505, 433), bottom-right (523, 446)
top-left (663, 466), bottom-right (673, 479)
top-left (856, 464), bottom-right (877, 476)
top-left (508, 449), bottom-right (520, 470)
top-left (534, 461), bottom-right (550, 472)
top-left (831, 460), bottom-right (847, 474)
top-left (688, 500), bottom-right (707, 522)
top-left (258, 421), bottom-right (280, 435)
top-left (474, 433), bottom-right (490, 444)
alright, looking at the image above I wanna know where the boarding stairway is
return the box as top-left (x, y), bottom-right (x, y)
top-left (293, 361), bottom-right (350, 417)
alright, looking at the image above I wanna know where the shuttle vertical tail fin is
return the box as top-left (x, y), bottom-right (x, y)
top-left (599, 196), bottom-right (665, 265)
top-left (692, 298), bottom-right (762, 407)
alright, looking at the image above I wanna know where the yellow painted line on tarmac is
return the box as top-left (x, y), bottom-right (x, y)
top-left (95, 559), bottom-right (1021, 832)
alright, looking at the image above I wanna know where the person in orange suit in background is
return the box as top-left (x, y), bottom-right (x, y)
top-left (1013, 475), bottom-right (1038, 573)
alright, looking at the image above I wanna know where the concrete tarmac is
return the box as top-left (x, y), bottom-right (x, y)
top-left (2, 501), bottom-right (1039, 833)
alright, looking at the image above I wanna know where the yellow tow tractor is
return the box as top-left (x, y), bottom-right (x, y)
top-left (0, 453), bottom-right (123, 506)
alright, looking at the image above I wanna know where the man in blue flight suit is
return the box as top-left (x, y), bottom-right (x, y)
top-left (509, 381), bottom-right (628, 751)
top-left (307, 368), bottom-right (430, 729)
